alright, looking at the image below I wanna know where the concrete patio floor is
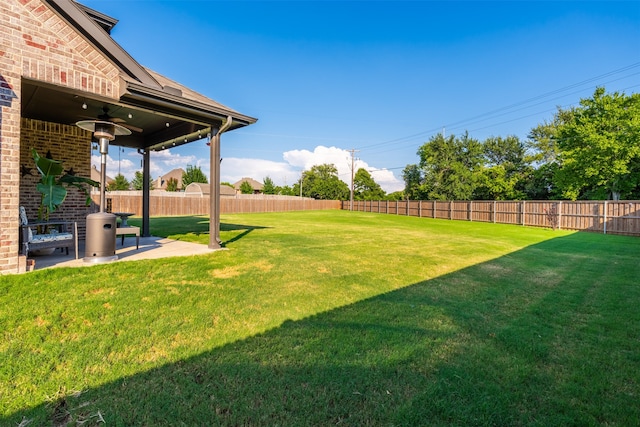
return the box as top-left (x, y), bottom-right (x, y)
top-left (30, 235), bottom-right (218, 271)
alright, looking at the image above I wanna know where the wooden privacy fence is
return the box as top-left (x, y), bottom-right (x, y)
top-left (344, 200), bottom-right (640, 237)
top-left (93, 192), bottom-right (341, 216)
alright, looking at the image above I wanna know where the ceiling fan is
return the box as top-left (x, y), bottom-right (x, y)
top-left (81, 106), bottom-right (143, 134)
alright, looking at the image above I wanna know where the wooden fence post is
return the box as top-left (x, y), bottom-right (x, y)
top-left (419, 200), bottom-right (422, 218)
top-left (558, 201), bottom-right (563, 230)
top-left (521, 201), bottom-right (525, 226)
top-left (492, 201), bottom-right (496, 223)
top-left (433, 200), bottom-right (436, 219)
top-left (603, 201), bottom-right (607, 234)
top-left (469, 201), bottom-right (472, 222)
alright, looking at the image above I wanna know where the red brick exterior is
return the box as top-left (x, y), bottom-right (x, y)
top-left (1, 0), bottom-right (122, 273)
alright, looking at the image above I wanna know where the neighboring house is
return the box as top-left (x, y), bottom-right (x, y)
top-left (233, 177), bottom-right (264, 194)
top-left (90, 165), bottom-right (114, 188)
top-left (1, 0), bottom-right (256, 273)
top-left (155, 168), bottom-right (185, 191)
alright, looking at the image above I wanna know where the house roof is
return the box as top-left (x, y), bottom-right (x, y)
top-left (233, 177), bottom-right (264, 191)
top-left (155, 168), bottom-right (185, 189)
top-left (21, 0), bottom-right (256, 152)
top-left (91, 165), bottom-right (114, 184)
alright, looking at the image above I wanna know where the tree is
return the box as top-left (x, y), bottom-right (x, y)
top-left (417, 132), bottom-right (483, 200)
top-left (553, 87), bottom-right (640, 200)
top-left (402, 164), bottom-right (424, 200)
top-left (299, 164), bottom-right (349, 200)
top-left (263, 176), bottom-right (277, 195)
top-left (131, 171), bottom-right (154, 191)
top-left (385, 191), bottom-right (405, 201)
top-left (107, 173), bottom-right (130, 191)
top-left (240, 180), bottom-right (254, 194)
top-left (353, 168), bottom-right (385, 200)
top-left (277, 185), bottom-right (296, 196)
top-left (474, 135), bottom-right (529, 200)
top-left (182, 165), bottom-right (208, 187)
top-left (166, 177), bottom-right (179, 192)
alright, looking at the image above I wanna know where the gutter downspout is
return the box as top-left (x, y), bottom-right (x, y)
top-left (209, 116), bottom-right (232, 249)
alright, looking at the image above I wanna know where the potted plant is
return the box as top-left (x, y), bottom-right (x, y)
top-left (31, 148), bottom-right (99, 225)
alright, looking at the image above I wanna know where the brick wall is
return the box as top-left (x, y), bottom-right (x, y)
top-left (1, 0), bottom-right (122, 273)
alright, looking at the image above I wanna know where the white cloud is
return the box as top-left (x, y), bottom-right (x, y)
top-left (150, 149), bottom-right (198, 178)
top-left (92, 152), bottom-right (138, 180)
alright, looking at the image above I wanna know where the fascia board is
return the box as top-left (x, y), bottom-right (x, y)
top-left (43, 0), bottom-right (161, 89)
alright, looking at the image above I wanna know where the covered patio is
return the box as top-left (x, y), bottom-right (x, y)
top-left (2, 0), bottom-right (257, 273)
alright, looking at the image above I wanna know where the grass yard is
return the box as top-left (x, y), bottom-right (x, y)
top-left (1, 210), bottom-right (639, 426)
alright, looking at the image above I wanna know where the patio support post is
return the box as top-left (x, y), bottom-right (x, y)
top-left (141, 148), bottom-right (151, 237)
top-left (209, 116), bottom-right (232, 250)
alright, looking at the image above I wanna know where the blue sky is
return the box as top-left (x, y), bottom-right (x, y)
top-left (82, 0), bottom-right (640, 192)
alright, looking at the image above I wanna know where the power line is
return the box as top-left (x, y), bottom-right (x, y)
top-left (355, 62), bottom-right (640, 153)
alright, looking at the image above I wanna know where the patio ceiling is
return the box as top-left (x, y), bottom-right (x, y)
top-left (21, 77), bottom-right (254, 152)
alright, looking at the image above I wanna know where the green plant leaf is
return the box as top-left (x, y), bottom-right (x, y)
top-left (36, 180), bottom-right (67, 213)
top-left (32, 148), bottom-right (64, 178)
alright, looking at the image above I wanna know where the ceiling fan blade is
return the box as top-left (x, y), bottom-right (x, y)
top-left (122, 123), bottom-right (143, 133)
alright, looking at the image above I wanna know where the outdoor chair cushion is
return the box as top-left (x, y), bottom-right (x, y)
top-left (19, 206), bottom-right (78, 259)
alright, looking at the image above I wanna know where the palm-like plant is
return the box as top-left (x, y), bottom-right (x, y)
top-left (32, 149), bottom-right (99, 222)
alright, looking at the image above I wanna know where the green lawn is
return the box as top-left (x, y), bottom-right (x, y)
top-left (1, 211), bottom-right (639, 426)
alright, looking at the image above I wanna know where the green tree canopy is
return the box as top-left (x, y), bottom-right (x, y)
top-left (553, 87), bottom-right (640, 200)
top-left (474, 135), bottom-right (529, 200)
top-left (182, 165), bottom-right (208, 187)
top-left (277, 185), bottom-right (296, 196)
top-left (298, 164), bottom-right (350, 200)
top-left (417, 132), bottom-right (483, 200)
top-left (240, 180), bottom-right (254, 194)
top-left (166, 177), bottom-right (179, 192)
top-left (353, 168), bottom-right (385, 200)
top-left (402, 164), bottom-right (424, 200)
top-left (262, 176), bottom-right (277, 195)
top-left (107, 173), bottom-right (130, 191)
top-left (131, 171), bottom-right (155, 191)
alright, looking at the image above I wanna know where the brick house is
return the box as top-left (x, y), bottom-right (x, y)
top-left (155, 168), bottom-right (186, 191)
top-left (0, 0), bottom-right (256, 273)
top-left (233, 177), bottom-right (265, 194)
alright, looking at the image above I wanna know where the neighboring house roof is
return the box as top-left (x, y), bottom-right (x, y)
top-left (156, 168), bottom-right (185, 190)
top-left (22, 0), bottom-right (257, 154)
top-left (91, 165), bottom-right (114, 185)
top-left (220, 184), bottom-right (237, 196)
top-left (233, 177), bottom-right (264, 192)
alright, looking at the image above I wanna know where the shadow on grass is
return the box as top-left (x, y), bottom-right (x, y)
top-left (4, 232), bottom-right (639, 426)
top-left (220, 223), bottom-right (269, 246)
top-left (135, 216), bottom-right (269, 246)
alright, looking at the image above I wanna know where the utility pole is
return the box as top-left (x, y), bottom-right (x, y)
top-left (299, 171), bottom-right (304, 198)
top-left (348, 148), bottom-right (360, 211)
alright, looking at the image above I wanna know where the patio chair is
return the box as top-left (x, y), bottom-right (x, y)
top-left (19, 206), bottom-right (78, 259)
